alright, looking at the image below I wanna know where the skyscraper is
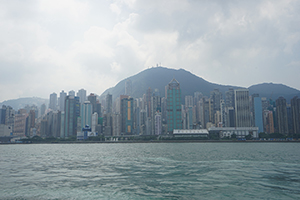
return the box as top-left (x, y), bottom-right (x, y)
top-left (291, 96), bottom-right (300, 134)
top-left (40, 104), bottom-right (46, 116)
top-left (225, 88), bottom-right (235, 108)
top-left (105, 93), bottom-right (113, 114)
top-left (59, 90), bottom-right (67, 111)
top-left (88, 93), bottom-right (97, 114)
top-left (69, 90), bottom-right (75, 97)
top-left (81, 101), bottom-right (92, 129)
top-left (166, 78), bottom-right (182, 132)
top-left (155, 111), bottom-right (162, 135)
top-left (121, 97), bottom-right (134, 134)
top-left (276, 97), bottom-right (289, 135)
top-left (146, 87), bottom-right (153, 118)
top-left (77, 89), bottom-right (87, 104)
top-left (64, 96), bottom-right (80, 137)
top-left (234, 89), bottom-right (251, 127)
top-left (253, 97), bottom-right (264, 133)
top-left (210, 89), bottom-right (222, 116)
top-left (185, 96), bottom-right (194, 108)
top-left (49, 93), bottom-right (57, 111)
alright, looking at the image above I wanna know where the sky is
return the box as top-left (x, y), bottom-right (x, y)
top-left (0, 0), bottom-right (299, 102)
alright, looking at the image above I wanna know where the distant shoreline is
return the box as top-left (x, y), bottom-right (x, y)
top-left (1, 140), bottom-right (299, 145)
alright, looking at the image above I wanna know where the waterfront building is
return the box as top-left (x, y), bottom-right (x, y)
top-left (0, 124), bottom-right (12, 137)
top-left (291, 96), bottom-right (300, 134)
top-left (264, 110), bottom-right (275, 134)
top-left (112, 113), bottom-right (121, 136)
top-left (13, 113), bottom-right (28, 137)
top-left (226, 107), bottom-right (235, 127)
top-left (121, 97), bottom-right (134, 134)
top-left (0, 106), bottom-right (6, 124)
top-left (234, 89), bottom-right (251, 127)
top-left (154, 111), bottom-right (162, 135)
top-left (166, 78), bottom-right (182, 132)
top-left (173, 129), bottom-right (208, 138)
top-left (45, 110), bottom-right (61, 138)
top-left (81, 101), bottom-right (92, 129)
top-left (91, 112), bottom-right (98, 133)
top-left (208, 127), bottom-right (259, 138)
top-left (150, 92), bottom-right (161, 134)
top-left (64, 96), bottom-right (80, 137)
top-left (253, 97), bottom-right (264, 133)
top-left (276, 97), bottom-right (289, 135)
top-left (201, 97), bottom-right (212, 129)
top-left (60, 112), bottom-right (65, 138)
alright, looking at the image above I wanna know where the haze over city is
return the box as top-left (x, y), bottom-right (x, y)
top-left (0, 0), bottom-right (299, 102)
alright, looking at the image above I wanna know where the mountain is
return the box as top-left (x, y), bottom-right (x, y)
top-left (100, 67), bottom-right (300, 103)
top-left (0, 97), bottom-right (48, 110)
top-left (248, 83), bottom-right (300, 102)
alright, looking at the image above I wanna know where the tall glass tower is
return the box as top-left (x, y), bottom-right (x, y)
top-left (167, 78), bottom-right (182, 132)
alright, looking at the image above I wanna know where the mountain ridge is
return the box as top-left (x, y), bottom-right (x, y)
top-left (100, 66), bottom-right (300, 103)
top-left (1, 67), bottom-right (299, 110)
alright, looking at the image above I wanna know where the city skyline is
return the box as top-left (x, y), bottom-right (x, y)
top-left (0, 1), bottom-right (300, 102)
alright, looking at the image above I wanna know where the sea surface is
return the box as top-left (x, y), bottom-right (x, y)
top-left (0, 142), bottom-right (300, 199)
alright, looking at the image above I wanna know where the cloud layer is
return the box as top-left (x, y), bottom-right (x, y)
top-left (0, 0), bottom-right (299, 102)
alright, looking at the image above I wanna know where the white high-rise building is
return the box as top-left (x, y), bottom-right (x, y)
top-left (91, 112), bottom-right (98, 133)
top-left (81, 101), bottom-right (92, 128)
top-left (77, 89), bottom-right (87, 104)
top-left (155, 112), bottom-right (162, 135)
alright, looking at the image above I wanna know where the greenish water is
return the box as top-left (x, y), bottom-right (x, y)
top-left (0, 143), bottom-right (300, 199)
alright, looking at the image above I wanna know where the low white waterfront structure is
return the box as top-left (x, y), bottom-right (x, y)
top-left (208, 127), bottom-right (259, 138)
top-left (173, 129), bottom-right (209, 138)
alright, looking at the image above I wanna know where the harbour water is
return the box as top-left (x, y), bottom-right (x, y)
top-left (1, 143), bottom-right (300, 199)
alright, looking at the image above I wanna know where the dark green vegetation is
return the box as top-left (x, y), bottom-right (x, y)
top-left (100, 67), bottom-right (300, 103)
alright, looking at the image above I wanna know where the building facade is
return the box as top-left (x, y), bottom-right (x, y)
top-left (166, 78), bottom-right (182, 132)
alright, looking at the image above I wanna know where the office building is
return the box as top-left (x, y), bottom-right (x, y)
top-left (77, 89), bottom-right (87, 104)
top-left (64, 96), bottom-right (80, 137)
top-left (49, 93), bottom-right (57, 111)
top-left (59, 90), bottom-right (67, 111)
top-left (166, 78), bottom-right (182, 132)
top-left (291, 96), bottom-right (300, 134)
top-left (121, 97), bottom-right (134, 134)
top-left (88, 93), bottom-right (97, 114)
top-left (234, 89), bottom-right (251, 127)
top-left (253, 97), bottom-right (264, 133)
top-left (276, 97), bottom-right (289, 134)
top-left (105, 93), bottom-right (113, 114)
top-left (81, 101), bottom-right (92, 129)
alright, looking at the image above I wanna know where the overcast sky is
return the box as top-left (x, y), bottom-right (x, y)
top-left (0, 0), bottom-right (299, 102)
